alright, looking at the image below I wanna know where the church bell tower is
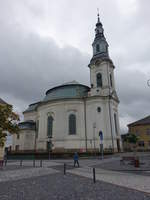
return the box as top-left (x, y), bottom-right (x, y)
top-left (89, 14), bottom-right (117, 99)
top-left (88, 14), bottom-right (121, 152)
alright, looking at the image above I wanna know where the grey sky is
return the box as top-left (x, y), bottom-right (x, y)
top-left (0, 0), bottom-right (150, 133)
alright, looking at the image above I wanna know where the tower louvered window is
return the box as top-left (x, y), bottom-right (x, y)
top-left (97, 73), bottom-right (102, 87)
top-left (96, 44), bottom-right (100, 52)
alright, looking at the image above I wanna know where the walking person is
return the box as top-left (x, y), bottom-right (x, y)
top-left (73, 152), bottom-right (79, 167)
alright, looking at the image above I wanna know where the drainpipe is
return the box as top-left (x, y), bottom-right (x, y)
top-left (83, 97), bottom-right (88, 152)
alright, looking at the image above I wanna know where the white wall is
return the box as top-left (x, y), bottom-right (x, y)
top-left (12, 130), bottom-right (35, 150)
top-left (36, 99), bottom-right (86, 151)
top-left (13, 96), bottom-right (121, 152)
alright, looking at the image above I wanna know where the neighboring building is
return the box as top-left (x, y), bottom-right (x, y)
top-left (126, 115), bottom-right (150, 151)
top-left (12, 15), bottom-right (122, 153)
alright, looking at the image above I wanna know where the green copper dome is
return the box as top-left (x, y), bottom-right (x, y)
top-left (43, 81), bottom-right (90, 102)
top-left (23, 81), bottom-right (90, 113)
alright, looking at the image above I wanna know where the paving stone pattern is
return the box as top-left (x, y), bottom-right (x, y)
top-left (0, 173), bottom-right (150, 200)
top-left (0, 157), bottom-right (150, 199)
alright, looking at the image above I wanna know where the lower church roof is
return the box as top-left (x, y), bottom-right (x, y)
top-left (19, 120), bottom-right (36, 130)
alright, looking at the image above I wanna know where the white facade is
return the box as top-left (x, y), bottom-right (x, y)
top-left (12, 16), bottom-right (122, 153)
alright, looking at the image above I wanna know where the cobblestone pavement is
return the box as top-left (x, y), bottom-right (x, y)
top-left (93, 160), bottom-right (150, 173)
top-left (68, 166), bottom-right (150, 193)
top-left (0, 157), bottom-right (150, 199)
top-left (0, 167), bottom-right (59, 182)
top-left (93, 155), bottom-right (150, 171)
top-left (0, 173), bottom-right (150, 200)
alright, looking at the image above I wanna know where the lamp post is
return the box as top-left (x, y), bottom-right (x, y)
top-left (93, 122), bottom-right (96, 156)
top-left (99, 131), bottom-right (103, 159)
top-left (47, 136), bottom-right (52, 160)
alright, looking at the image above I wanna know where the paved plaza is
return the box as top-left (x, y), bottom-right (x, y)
top-left (0, 153), bottom-right (150, 199)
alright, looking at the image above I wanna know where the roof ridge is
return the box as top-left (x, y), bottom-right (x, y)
top-left (128, 115), bottom-right (150, 126)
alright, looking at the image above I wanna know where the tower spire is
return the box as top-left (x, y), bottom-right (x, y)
top-left (89, 13), bottom-right (110, 64)
top-left (97, 8), bottom-right (100, 23)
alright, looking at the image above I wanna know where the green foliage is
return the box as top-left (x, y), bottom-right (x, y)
top-left (126, 134), bottom-right (139, 144)
top-left (0, 104), bottom-right (20, 147)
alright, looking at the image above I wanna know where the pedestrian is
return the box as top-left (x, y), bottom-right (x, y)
top-left (73, 152), bottom-right (79, 167)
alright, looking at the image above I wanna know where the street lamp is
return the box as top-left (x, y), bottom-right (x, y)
top-left (47, 136), bottom-right (52, 160)
top-left (99, 131), bottom-right (103, 159)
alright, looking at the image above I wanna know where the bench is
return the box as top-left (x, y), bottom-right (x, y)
top-left (120, 156), bottom-right (135, 165)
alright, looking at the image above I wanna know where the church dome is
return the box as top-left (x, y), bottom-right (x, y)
top-left (43, 81), bottom-right (90, 102)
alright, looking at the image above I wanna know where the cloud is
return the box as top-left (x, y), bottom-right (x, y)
top-left (0, 0), bottom-right (150, 134)
top-left (0, 25), bottom-right (90, 104)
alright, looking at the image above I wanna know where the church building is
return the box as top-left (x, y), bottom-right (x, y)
top-left (12, 15), bottom-right (122, 153)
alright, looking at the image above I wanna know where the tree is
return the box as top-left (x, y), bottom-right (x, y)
top-left (125, 134), bottom-right (139, 154)
top-left (0, 104), bottom-right (20, 147)
top-left (126, 134), bottom-right (139, 144)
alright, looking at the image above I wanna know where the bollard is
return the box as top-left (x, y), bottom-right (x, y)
top-left (20, 160), bottom-right (22, 167)
top-left (64, 163), bottom-right (66, 175)
top-left (93, 168), bottom-right (96, 183)
top-left (40, 160), bottom-right (42, 167)
top-left (33, 159), bottom-right (35, 167)
top-left (4, 160), bottom-right (7, 166)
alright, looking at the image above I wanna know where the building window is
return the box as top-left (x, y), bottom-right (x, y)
top-left (97, 107), bottom-right (101, 113)
top-left (15, 145), bottom-right (19, 151)
top-left (114, 113), bottom-right (118, 135)
top-left (36, 120), bottom-right (39, 138)
top-left (135, 130), bottom-right (140, 136)
top-left (96, 44), bottom-right (100, 52)
top-left (110, 73), bottom-right (113, 87)
top-left (146, 128), bottom-right (150, 135)
top-left (47, 116), bottom-right (53, 137)
top-left (69, 114), bottom-right (76, 135)
top-left (138, 141), bottom-right (144, 147)
top-left (97, 73), bottom-right (102, 87)
top-left (17, 134), bottom-right (20, 139)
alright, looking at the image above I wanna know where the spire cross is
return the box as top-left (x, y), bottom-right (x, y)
top-left (97, 8), bottom-right (100, 23)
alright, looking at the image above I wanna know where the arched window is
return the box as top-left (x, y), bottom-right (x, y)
top-left (47, 116), bottom-right (53, 137)
top-left (97, 73), bottom-right (102, 87)
top-left (69, 114), bottom-right (76, 135)
top-left (96, 44), bottom-right (100, 52)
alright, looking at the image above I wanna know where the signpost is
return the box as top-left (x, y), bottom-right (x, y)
top-left (93, 123), bottom-right (96, 155)
top-left (47, 136), bottom-right (52, 160)
top-left (99, 131), bottom-right (103, 159)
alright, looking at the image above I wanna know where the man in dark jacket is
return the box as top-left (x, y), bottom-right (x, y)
top-left (73, 152), bottom-right (79, 167)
